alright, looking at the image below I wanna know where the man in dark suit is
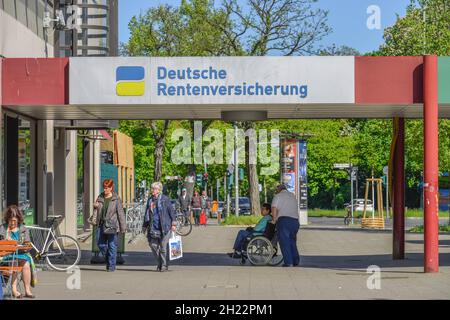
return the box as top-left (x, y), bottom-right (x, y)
top-left (178, 188), bottom-right (191, 221)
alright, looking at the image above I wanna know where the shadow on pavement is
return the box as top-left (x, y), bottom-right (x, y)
top-left (76, 249), bottom-right (450, 271)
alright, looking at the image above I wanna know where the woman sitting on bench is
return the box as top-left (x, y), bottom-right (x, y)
top-left (227, 203), bottom-right (272, 259)
top-left (0, 205), bottom-right (36, 299)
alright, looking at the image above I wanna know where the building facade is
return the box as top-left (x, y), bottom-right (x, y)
top-left (0, 0), bottom-right (118, 239)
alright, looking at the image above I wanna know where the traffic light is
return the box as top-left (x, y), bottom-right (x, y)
top-left (227, 174), bottom-right (234, 189)
top-left (196, 174), bottom-right (203, 185)
top-left (239, 168), bottom-right (245, 181)
top-left (202, 172), bottom-right (209, 188)
top-left (382, 175), bottom-right (387, 186)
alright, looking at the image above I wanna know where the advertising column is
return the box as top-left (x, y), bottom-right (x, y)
top-left (281, 138), bottom-right (308, 225)
top-left (298, 140), bottom-right (308, 225)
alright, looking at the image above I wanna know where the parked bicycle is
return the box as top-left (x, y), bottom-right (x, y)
top-left (126, 200), bottom-right (146, 243)
top-left (26, 215), bottom-right (81, 271)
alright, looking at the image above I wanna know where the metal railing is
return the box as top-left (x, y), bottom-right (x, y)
top-left (125, 200), bottom-right (146, 244)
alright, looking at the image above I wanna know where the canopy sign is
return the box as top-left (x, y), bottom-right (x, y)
top-left (69, 56), bottom-right (355, 105)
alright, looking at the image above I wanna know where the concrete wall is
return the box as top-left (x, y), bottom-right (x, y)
top-left (0, 9), bottom-right (54, 57)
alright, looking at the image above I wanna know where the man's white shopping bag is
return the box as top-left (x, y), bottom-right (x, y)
top-left (169, 232), bottom-right (183, 260)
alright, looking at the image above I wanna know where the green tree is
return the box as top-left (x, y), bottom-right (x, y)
top-left (218, 0), bottom-right (332, 214)
top-left (122, 0), bottom-right (236, 184)
top-left (373, 0), bottom-right (450, 207)
top-left (378, 0), bottom-right (450, 56)
top-left (319, 45), bottom-right (361, 56)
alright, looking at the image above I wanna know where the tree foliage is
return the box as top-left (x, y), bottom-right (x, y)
top-left (117, 0), bottom-right (450, 210)
top-left (378, 0), bottom-right (450, 56)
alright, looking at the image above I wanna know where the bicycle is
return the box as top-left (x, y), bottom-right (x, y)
top-left (126, 202), bottom-right (146, 243)
top-left (26, 215), bottom-right (81, 272)
top-left (175, 208), bottom-right (192, 237)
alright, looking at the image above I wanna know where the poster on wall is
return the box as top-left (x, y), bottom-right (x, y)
top-left (281, 139), bottom-right (297, 195)
top-left (282, 172), bottom-right (296, 194)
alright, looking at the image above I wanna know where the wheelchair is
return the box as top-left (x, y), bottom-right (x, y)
top-left (239, 229), bottom-right (284, 266)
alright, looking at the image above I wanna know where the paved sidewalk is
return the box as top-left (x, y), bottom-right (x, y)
top-left (31, 224), bottom-right (450, 300)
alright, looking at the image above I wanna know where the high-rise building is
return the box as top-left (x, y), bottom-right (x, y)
top-left (55, 0), bottom-right (118, 57)
top-left (0, 0), bottom-right (55, 57)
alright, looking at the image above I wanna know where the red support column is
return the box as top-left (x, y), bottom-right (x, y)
top-left (393, 118), bottom-right (405, 260)
top-left (423, 55), bottom-right (439, 273)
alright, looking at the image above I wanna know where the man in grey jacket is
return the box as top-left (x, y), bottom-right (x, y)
top-left (143, 182), bottom-right (177, 272)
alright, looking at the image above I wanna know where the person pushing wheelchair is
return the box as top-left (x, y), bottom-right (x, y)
top-left (227, 203), bottom-right (272, 259)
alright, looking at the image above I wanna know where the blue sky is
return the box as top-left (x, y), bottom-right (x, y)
top-left (119, 0), bottom-right (411, 54)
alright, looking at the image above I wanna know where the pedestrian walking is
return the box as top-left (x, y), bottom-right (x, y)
top-left (271, 184), bottom-right (300, 267)
top-left (143, 182), bottom-right (177, 272)
top-left (93, 179), bottom-right (127, 272)
top-left (200, 190), bottom-right (211, 218)
top-left (191, 191), bottom-right (202, 226)
top-left (178, 188), bottom-right (191, 221)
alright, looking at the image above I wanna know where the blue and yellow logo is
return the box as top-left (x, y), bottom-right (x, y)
top-left (116, 66), bottom-right (145, 96)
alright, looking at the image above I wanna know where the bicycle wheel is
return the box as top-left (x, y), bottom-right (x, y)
top-left (176, 214), bottom-right (192, 237)
top-left (45, 235), bottom-right (81, 271)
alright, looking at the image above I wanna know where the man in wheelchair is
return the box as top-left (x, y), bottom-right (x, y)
top-left (227, 203), bottom-right (272, 259)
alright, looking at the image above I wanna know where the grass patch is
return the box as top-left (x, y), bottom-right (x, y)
top-left (308, 208), bottom-right (449, 218)
top-left (308, 209), bottom-right (347, 218)
top-left (405, 209), bottom-right (449, 218)
top-left (221, 215), bottom-right (261, 226)
top-left (409, 224), bottom-right (450, 233)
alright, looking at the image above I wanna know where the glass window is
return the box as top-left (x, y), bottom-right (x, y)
top-left (18, 120), bottom-right (34, 225)
top-left (239, 198), bottom-right (250, 205)
top-left (3, 0), bottom-right (16, 18)
top-left (26, 0), bottom-right (37, 34)
top-left (16, 0), bottom-right (27, 27)
top-left (36, 0), bottom-right (44, 39)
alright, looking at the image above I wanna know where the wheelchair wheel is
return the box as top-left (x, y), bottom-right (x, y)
top-left (268, 244), bottom-right (284, 266)
top-left (246, 236), bottom-right (273, 266)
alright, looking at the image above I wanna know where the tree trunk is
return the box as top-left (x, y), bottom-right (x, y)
top-left (183, 120), bottom-right (214, 198)
top-left (248, 162), bottom-right (261, 216)
top-left (244, 121), bottom-right (261, 216)
top-left (149, 120), bottom-right (170, 184)
top-left (153, 138), bottom-right (164, 183)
